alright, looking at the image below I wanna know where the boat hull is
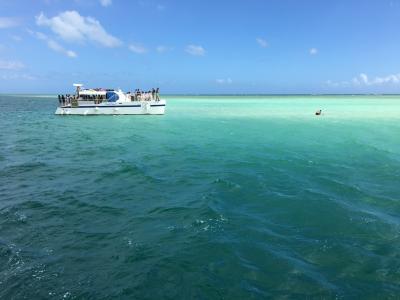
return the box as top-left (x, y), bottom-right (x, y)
top-left (55, 100), bottom-right (166, 115)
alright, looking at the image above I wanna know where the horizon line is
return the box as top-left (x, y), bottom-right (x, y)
top-left (2, 93), bottom-right (400, 96)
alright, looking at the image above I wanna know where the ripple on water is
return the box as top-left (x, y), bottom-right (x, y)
top-left (1, 96), bottom-right (400, 298)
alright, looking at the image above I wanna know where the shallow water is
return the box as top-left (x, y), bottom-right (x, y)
top-left (1, 95), bottom-right (400, 299)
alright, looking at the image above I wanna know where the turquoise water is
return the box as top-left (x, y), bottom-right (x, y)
top-left (1, 95), bottom-right (400, 299)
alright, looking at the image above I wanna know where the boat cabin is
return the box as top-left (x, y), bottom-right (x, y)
top-left (73, 84), bottom-right (129, 104)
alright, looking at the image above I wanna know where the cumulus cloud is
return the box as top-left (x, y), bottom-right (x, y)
top-left (129, 43), bottom-right (147, 54)
top-left (185, 44), bottom-right (205, 56)
top-left (309, 48), bottom-right (318, 55)
top-left (327, 72), bottom-right (400, 87)
top-left (30, 30), bottom-right (77, 58)
top-left (256, 38), bottom-right (268, 48)
top-left (352, 73), bottom-right (400, 86)
top-left (36, 11), bottom-right (121, 47)
top-left (216, 78), bottom-right (233, 84)
top-left (0, 17), bottom-right (20, 29)
top-left (99, 0), bottom-right (112, 7)
top-left (0, 60), bottom-right (25, 70)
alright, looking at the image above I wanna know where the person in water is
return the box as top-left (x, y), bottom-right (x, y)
top-left (315, 109), bottom-right (322, 116)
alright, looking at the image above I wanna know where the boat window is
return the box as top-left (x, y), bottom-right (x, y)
top-left (106, 92), bottom-right (119, 102)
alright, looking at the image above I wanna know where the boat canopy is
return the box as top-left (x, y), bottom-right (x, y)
top-left (80, 89), bottom-right (107, 96)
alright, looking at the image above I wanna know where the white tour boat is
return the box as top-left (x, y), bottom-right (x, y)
top-left (55, 84), bottom-right (166, 115)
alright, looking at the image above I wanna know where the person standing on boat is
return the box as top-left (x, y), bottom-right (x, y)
top-left (156, 88), bottom-right (160, 101)
top-left (151, 88), bottom-right (155, 100)
top-left (58, 95), bottom-right (61, 106)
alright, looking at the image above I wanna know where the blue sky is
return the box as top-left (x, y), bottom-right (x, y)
top-left (1, 0), bottom-right (400, 94)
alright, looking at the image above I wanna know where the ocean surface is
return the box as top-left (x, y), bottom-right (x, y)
top-left (1, 95), bottom-right (400, 299)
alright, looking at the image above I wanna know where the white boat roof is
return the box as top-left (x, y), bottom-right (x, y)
top-left (80, 89), bottom-right (107, 95)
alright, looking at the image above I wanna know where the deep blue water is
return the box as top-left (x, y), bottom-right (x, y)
top-left (1, 95), bottom-right (400, 299)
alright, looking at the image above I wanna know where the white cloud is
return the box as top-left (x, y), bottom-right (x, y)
top-left (325, 80), bottom-right (350, 87)
top-left (327, 72), bottom-right (400, 87)
top-left (36, 11), bottom-right (121, 48)
top-left (0, 73), bottom-right (36, 80)
top-left (0, 17), bottom-right (20, 29)
top-left (156, 45), bottom-right (172, 53)
top-left (353, 73), bottom-right (400, 86)
top-left (256, 38), bottom-right (268, 48)
top-left (0, 60), bottom-right (25, 70)
top-left (99, 0), bottom-right (112, 7)
top-left (185, 44), bottom-right (205, 56)
top-left (309, 48), bottom-right (318, 55)
top-left (30, 30), bottom-right (77, 58)
top-left (48, 40), bottom-right (77, 57)
top-left (216, 78), bottom-right (233, 84)
top-left (129, 43), bottom-right (147, 54)
top-left (359, 73), bottom-right (368, 85)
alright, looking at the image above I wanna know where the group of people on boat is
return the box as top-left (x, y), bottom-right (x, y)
top-left (57, 88), bottom-right (161, 106)
top-left (58, 94), bottom-right (75, 106)
top-left (81, 94), bottom-right (106, 101)
top-left (130, 88), bottom-right (160, 102)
